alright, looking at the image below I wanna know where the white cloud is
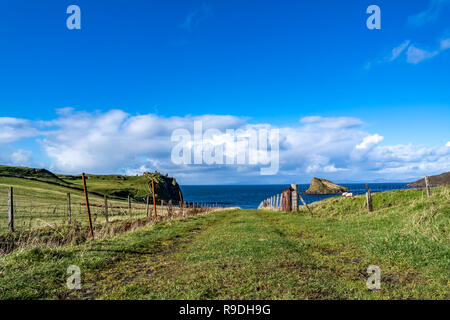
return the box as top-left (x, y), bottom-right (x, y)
top-left (406, 45), bottom-right (439, 64)
top-left (10, 149), bottom-right (31, 166)
top-left (1, 110), bottom-right (449, 183)
top-left (0, 117), bottom-right (38, 143)
top-left (179, 3), bottom-right (213, 31)
top-left (41, 109), bottom-right (246, 175)
top-left (369, 36), bottom-right (450, 68)
top-left (441, 38), bottom-right (450, 50)
top-left (446, 141), bottom-right (450, 147)
top-left (389, 40), bottom-right (411, 62)
top-left (356, 134), bottom-right (384, 150)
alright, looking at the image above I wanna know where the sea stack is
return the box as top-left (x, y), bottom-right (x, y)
top-left (304, 177), bottom-right (349, 195)
top-left (144, 171), bottom-right (183, 202)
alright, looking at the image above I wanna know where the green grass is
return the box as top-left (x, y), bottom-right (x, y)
top-left (0, 176), bottom-right (163, 236)
top-left (0, 165), bottom-right (153, 201)
top-left (0, 186), bottom-right (448, 299)
top-left (0, 165), bottom-right (70, 186)
top-left (61, 174), bottom-right (151, 199)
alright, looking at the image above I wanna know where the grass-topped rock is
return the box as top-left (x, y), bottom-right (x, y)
top-left (304, 177), bottom-right (349, 195)
top-left (144, 171), bottom-right (182, 203)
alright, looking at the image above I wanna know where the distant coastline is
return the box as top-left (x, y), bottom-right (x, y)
top-left (180, 183), bottom-right (411, 209)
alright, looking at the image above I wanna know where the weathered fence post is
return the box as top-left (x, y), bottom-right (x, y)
top-left (81, 173), bottom-right (95, 239)
top-left (291, 184), bottom-right (298, 212)
top-left (425, 176), bottom-right (431, 197)
top-left (298, 193), bottom-right (312, 215)
top-left (287, 190), bottom-right (291, 211)
top-left (179, 190), bottom-right (184, 217)
top-left (8, 187), bottom-right (14, 232)
top-left (104, 195), bottom-right (109, 223)
top-left (366, 184), bottom-right (373, 212)
top-left (67, 193), bottom-right (72, 224)
top-left (128, 195), bottom-right (132, 216)
top-left (152, 179), bottom-right (157, 219)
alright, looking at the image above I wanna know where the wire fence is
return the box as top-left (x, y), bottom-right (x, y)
top-left (0, 184), bottom-right (221, 254)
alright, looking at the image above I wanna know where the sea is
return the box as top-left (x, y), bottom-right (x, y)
top-left (179, 183), bottom-right (412, 209)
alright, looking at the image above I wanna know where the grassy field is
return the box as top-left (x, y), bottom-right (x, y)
top-left (0, 166), bottom-right (174, 236)
top-left (0, 165), bottom-right (153, 200)
top-left (0, 186), bottom-right (448, 299)
top-left (58, 174), bottom-right (151, 199)
top-left (0, 176), bottom-right (153, 236)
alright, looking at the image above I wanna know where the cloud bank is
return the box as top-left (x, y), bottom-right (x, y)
top-left (0, 110), bottom-right (449, 184)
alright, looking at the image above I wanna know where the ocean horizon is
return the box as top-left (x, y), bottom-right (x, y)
top-left (180, 183), bottom-right (412, 209)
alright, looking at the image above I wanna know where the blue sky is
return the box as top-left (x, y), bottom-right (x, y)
top-left (0, 0), bottom-right (449, 184)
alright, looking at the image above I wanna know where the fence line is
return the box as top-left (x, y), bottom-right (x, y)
top-left (1, 184), bottom-right (223, 241)
top-left (258, 184), bottom-right (305, 212)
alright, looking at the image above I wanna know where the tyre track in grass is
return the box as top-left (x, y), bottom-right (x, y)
top-left (83, 210), bottom-right (367, 299)
top-left (70, 210), bottom-right (240, 299)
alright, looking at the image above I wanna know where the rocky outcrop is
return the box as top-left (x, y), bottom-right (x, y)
top-left (144, 171), bottom-right (183, 202)
top-left (407, 172), bottom-right (450, 187)
top-left (304, 178), bottom-right (349, 195)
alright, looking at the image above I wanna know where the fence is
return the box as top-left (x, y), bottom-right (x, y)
top-left (258, 177), bottom-right (435, 214)
top-left (258, 183), bottom-right (373, 214)
top-left (258, 184), bottom-right (305, 212)
top-left (0, 178), bottom-right (222, 254)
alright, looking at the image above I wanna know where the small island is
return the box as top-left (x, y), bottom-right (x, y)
top-left (304, 177), bottom-right (349, 195)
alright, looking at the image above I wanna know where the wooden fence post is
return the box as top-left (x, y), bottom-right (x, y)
top-left (425, 176), bottom-right (431, 197)
top-left (179, 190), bottom-right (184, 217)
top-left (298, 193), bottom-right (312, 215)
top-left (366, 184), bottom-right (373, 212)
top-left (287, 190), bottom-right (291, 212)
top-left (291, 184), bottom-right (298, 212)
top-left (128, 195), bottom-right (132, 216)
top-left (104, 195), bottom-right (109, 223)
top-left (152, 180), bottom-right (157, 218)
top-left (81, 173), bottom-right (95, 239)
top-left (67, 193), bottom-right (72, 224)
top-left (8, 187), bottom-right (14, 232)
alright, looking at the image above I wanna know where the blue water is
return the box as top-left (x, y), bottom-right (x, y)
top-left (180, 183), bottom-right (412, 209)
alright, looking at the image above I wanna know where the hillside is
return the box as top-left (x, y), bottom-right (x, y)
top-left (408, 172), bottom-right (450, 187)
top-left (1, 186), bottom-right (448, 299)
top-left (59, 173), bottom-right (151, 199)
top-left (0, 165), bottom-right (181, 201)
top-left (0, 165), bottom-right (71, 186)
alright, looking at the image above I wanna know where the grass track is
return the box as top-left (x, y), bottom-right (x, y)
top-left (1, 185), bottom-right (448, 299)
